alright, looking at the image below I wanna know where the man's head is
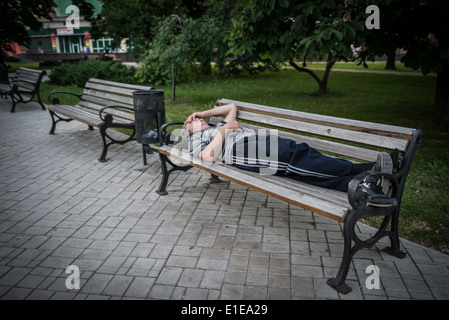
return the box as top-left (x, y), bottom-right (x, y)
top-left (184, 117), bottom-right (210, 134)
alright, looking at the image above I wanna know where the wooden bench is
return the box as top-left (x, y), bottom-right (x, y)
top-left (155, 98), bottom-right (424, 294)
top-left (0, 67), bottom-right (47, 112)
top-left (48, 78), bottom-right (152, 162)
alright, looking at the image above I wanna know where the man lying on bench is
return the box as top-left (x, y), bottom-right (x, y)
top-left (183, 102), bottom-right (399, 207)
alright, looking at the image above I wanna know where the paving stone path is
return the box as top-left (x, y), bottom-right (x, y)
top-left (0, 99), bottom-right (448, 300)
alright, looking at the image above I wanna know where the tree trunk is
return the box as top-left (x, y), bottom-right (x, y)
top-left (289, 52), bottom-right (338, 94)
top-left (289, 58), bottom-right (323, 91)
top-left (385, 51), bottom-right (396, 70)
top-left (320, 52), bottom-right (337, 94)
top-left (171, 63), bottom-right (176, 101)
top-left (432, 64), bottom-right (449, 132)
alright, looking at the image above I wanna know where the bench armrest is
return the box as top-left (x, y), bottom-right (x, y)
top-left (347, 170), bottom-right (398, 209)
top-left (8, 76), bottom-right (19, 90)
top-left (48, 91), bottom-right (83, 105)
top-left (159, 121), bottom-right (185, 146)
top-left (99, 105), bottom-right (134, 123)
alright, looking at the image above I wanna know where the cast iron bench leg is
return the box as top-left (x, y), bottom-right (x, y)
top-left (156, 153), bottom-right (170, 195)
top-left (99, 124), bottom-right (110, 162)
top-left (48, 110), bottom-right (73, 134)
top-left (326, 209), bottom-right (359, 294)
top-left (156, 152), bottom-right (192, 195)
top-left (36, 91), bottom-right (46, 110)
top-left (383, 208), bottom-right (407, 258)
top-left (142, 145), bottom-right (148, 166)
top-left (10, 92), bottom-right (22, 113)
top-left (327, 205), bottom-right (399, 294)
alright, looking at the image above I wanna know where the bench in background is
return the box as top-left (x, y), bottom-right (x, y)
top-left (48, 78), bottom-right (152, 162)
top-left (0, 67), bottom-right (47, 112)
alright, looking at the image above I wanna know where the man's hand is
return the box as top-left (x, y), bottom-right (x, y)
top-left (186, 111), bottom-right (207, 123)
top-left (185, 103), bottom-right (237, 124)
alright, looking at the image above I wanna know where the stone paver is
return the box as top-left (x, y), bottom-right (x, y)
top-left (0, 98), bottom-right (448, 300)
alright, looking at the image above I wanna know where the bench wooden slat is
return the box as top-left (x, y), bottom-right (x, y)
top-left (261, 173), bottom-right (350, 208)
top-left (235, 110), bottom-right (409, 152)
top-left (84, 82), bottom-right (138, 96)
top-left (238, 122), bottom-right (381, 162)
top-left (83, 88), bottom-right (134, 106)
top-left (210, 115), bottom-right (390, 162)
top-left (50, 104), bottom-right (132, 126)
top-left (16, 85), bottom-right (35, 93)
top-left (14, 73), bottom-right (39, 79)
top-left (15, 67), bottom-right (43, 75)
top-left (80, 94), bottom-right (130, 109)
top-left (77, 101), bottom-right (135, 122)
top-left (218, 98), bottom-right (416, 140)
top-left (14, 71), bottom-right (41, 82)
top-left (160, 145), bottom-right (350, 222)
top-left (14, 75), bottom-right (40, 86)
top-left (49, 104), bottom-right (104, 127)
top-left (87, 78), bottom-right (152, 91)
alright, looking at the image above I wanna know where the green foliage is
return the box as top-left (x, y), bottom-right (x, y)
top-left (135, 14), bottom-right (234, 86)
top-left (0, 0), bottom-right (55, 55)
top-left (48, 59), bottom-right (136, 87)
top-left (89, 0), bottom-right (206, 58)
top-left (226, 0), bottom-right (373, 92)
top-left (228, 0), bottom-right (361, 64)
top-left (362, 0), bottom-right (449, 76)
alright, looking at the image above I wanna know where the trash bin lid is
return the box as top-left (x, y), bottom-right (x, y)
top-left (133, 89), bottom-right (164, 95)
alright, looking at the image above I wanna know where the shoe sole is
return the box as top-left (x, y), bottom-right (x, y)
top-left (378, 152), bottom-right (393, 194)
top-left (366, 201), bottom-right (396, 207)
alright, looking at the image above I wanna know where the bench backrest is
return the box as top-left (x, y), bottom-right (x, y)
top-left (13, 67), bottom-right (47, 92)
top-left (213, 98), bottom-right (424, 199)
top-left (79, 78), bottom-right (152, 122)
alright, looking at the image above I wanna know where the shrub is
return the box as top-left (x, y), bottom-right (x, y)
top-left (48, 59), bottom-right (137, 87)
top-left (39, 60), bottom-right (61, 68)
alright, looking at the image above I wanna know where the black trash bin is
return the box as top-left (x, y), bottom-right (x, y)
top-left (133, 89), bottom-right (166, 164)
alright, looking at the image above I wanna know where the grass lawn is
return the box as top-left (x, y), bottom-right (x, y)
top-left (306, 60), bottom-right (423, 73)
top-left (37, 64), bottom-right (448, 254)
top-left (6, 61), bottom-right (48, 73)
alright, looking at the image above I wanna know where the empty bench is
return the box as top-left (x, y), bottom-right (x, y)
top-left (48, 78), bottom-right (152, 161)
top-left (155, 98), bottom-right (424, 294)
top-left (0, 67), bottom-right (47, 112)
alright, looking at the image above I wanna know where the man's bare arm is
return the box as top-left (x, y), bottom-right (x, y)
top-left (199, 120), bottom-right (242, 163)
top-left (186, 103), bottom-right (237, 124)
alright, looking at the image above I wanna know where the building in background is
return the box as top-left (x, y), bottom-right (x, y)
top-left (10, 0), bottom-right (130, 61)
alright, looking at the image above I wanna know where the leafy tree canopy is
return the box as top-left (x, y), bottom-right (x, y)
top-left (89, 0), bottom-right (208, 58)
top-left (361, 0), bottom-right (449, 131)
top-left (227, 0), bottom-right (377, 93)
top-left (0, 0), bottom-right (56, 55)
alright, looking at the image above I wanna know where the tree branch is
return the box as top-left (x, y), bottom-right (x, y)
top-left (288, 58), bottom-right (322, 88)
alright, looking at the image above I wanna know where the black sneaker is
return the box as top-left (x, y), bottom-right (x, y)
top-left (372, 152), bottom-right (393, 195)
top-left (352, 177), bottom-right (397, 208)
top-left (390, 148), bottom-right (402, 171)
top-left (351, 152), bottom-right (396, 208)
top-left (355, 181), bottom-right (397, 207)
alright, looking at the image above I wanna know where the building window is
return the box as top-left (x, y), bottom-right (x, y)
top-left (92, 37), bottom-right (114, 53)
